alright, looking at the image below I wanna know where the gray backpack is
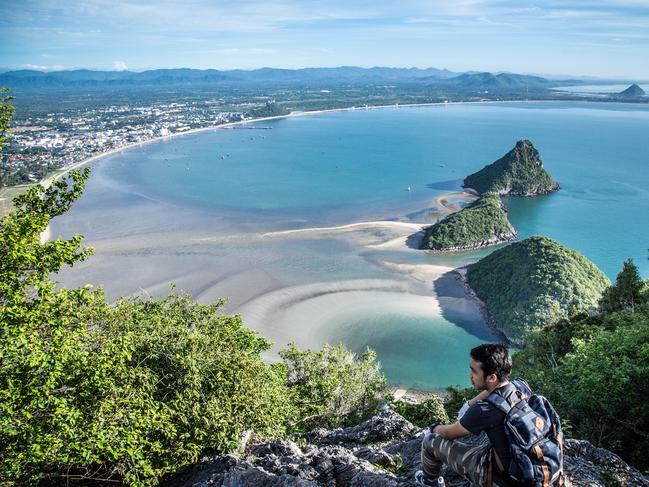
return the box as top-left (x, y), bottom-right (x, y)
top-left (485, 379), bottom-right (565, 487)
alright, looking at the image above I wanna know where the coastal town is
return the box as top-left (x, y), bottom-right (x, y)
top-left (1, 99), bottom-right (255, 186)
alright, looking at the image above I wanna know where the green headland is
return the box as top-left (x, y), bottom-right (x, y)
top-left (463, 139), bottom-right (559, 196)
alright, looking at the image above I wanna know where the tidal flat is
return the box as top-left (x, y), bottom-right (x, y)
top-left (50, 102), bottom-right (649, 389)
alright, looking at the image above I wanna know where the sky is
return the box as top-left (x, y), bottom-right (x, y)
top-left (1, 0), bottom-right (649, 79)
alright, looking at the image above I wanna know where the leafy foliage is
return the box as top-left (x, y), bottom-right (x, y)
top-left (0, 171), bottom-right (297, 485)
top-left (0, 88), bottom-right (14, 150)
top-left (514, 260), bottom-right (649, 471)
top-left (389, 395), bottom-right (449, 428)
top-left (442, 386), bottom-right (475, 421)
top-left (463, 139), bottom-right (559, 196)
top-left (280, 342), bottom-right (387, 431)
top-left (598, 258), bottom-right (646, 314)
top-left (421, 193), bottom-right (516, 250)
top-left (1, 88), bottom-right (16, 188)
top-left (467, 236), bottom-right (610, 338)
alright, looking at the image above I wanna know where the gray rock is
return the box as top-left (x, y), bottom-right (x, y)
top-left (306, 409), bottom-right (416, 446)
top-left (165, 412), bottom-right (649, 487)
top-left (564, 439), bottom-right (649, 487)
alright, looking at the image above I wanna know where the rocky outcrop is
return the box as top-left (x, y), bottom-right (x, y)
top-left (463, 140), bottom-right (559, 196)
top-left (164, 409), bottom-right (649, 487)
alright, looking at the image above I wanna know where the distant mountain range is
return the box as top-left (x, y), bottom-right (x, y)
top-left (0, 67), bottom-right (583, 91)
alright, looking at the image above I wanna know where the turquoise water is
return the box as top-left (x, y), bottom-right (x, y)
top-left (96, 102), bottom-right (649, 278)
top-left (54, 101), bottom-right (649, 389)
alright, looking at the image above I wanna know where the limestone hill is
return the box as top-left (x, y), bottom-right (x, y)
top-left (463, 140), bottom-right (559, 196)
top-left (420, 194), bottom-right (516, 251)
top-left (466, 236), bottom-right (610, 340)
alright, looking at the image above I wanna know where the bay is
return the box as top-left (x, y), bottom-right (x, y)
top-left (51, 101), bottom-right (649, 390)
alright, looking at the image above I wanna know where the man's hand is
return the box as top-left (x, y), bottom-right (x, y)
top-left (467, 389), bottom-right (490, 407)
top-left (432, 421), bottom-right (471, 440)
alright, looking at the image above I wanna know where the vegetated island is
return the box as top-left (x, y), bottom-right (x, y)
top-left (420, 193), bottom-right (516, 251)
top-left (464, 236), bottom-right (610, 341)
top-left (463, 139), bottom-right (559, 196)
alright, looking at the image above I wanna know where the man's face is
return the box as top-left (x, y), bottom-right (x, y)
top-left (469, 358), bottom-right (487, 390)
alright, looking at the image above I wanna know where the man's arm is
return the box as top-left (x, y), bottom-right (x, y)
top-left (433, 421), bottom-right (471, 440)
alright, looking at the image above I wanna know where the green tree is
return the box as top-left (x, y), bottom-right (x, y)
top-left (513, 257), bottom-right (649, 471)
top-left (0, 171), bottom-right (294, 485)
top-left (0, 88), bottom-right (14, 150)
top-left (280, 342), bottom-right (387, 431)
top-left (599, 259), bottom-right (645, 313)
top-left (1, 88), bottom-right (16, 187)
top-left (550, 321), bottom-right (649, 468)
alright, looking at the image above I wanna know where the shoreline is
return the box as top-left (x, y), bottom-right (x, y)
top-left (34, 98), bottom-right (586, 188)
top-left (35, 100), bottom-right (514, 390)
top-left (455, 267), bottom-right (514, 345)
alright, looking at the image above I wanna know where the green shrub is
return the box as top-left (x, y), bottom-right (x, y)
top-left (389, 396), bottom-right (449, 428)
top-left (280, 342), bottom-right (387, 431)
top-left (514, 260), bottom-right (649, 471)
top-left (0, 171), bottom-right (294, 485)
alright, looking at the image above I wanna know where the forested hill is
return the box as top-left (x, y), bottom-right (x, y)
top-left (466, 236), bottom-right (610, 339)
top-left (420, 193), bottom-right (516, 251)
top-left (463, 140), bottom-right (559, 196)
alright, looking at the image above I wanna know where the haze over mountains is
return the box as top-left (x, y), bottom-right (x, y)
top-left (0, 66), bottom-right (583, 91)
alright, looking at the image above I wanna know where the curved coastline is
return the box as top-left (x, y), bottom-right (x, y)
top-left (41, 100), bottom-right (564, 389)
top-left (37, 98), bottom-right (576, 189)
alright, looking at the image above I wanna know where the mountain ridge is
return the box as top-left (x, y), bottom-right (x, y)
top-left (0, 67), bottom-right (584, 91)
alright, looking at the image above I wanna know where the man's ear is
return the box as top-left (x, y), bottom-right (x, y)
top-left (487, 373), bottom-right (498, 384)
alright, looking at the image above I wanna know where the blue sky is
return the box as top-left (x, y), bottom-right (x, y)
top-left (2, 0), bottom-right (649, 79)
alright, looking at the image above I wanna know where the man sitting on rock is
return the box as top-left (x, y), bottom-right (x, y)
top-left (415, 344), bottom-right (516, 487)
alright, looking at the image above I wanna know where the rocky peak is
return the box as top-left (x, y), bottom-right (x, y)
top-left (512, 139), bottom-right (543, 167)
top-left (619, 83), bottom-right (646, 97)
top-left (164, 409), bottom-right (649, 487)
top-left (463, 140), bottom-right (559, 196)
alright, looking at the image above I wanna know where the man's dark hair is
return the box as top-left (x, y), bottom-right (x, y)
top-left (470, 344), bottom-right (512, 381)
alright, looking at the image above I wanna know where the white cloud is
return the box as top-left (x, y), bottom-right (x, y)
top-left (113, 60), bottom-right (128, 71)
top-left (20, 64), bottom-right (68, 71)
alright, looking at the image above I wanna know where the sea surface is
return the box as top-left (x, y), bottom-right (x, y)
top-left (51, 101), bottom-right (649, 390)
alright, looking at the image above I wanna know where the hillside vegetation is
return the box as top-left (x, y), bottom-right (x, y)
top-left (463, 139), bottom-right (559, 196)
top-left (514, 259), bottom-right (649, 470)
top-left (466, 236), bottom-right (610, 338)
top-left (420, 193), bottom-right (516, 251)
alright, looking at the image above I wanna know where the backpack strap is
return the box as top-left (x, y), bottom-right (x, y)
top-left (533, 444), bottom-right (551, 487)
top-left (484, 382), bottom-right (522, 414)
